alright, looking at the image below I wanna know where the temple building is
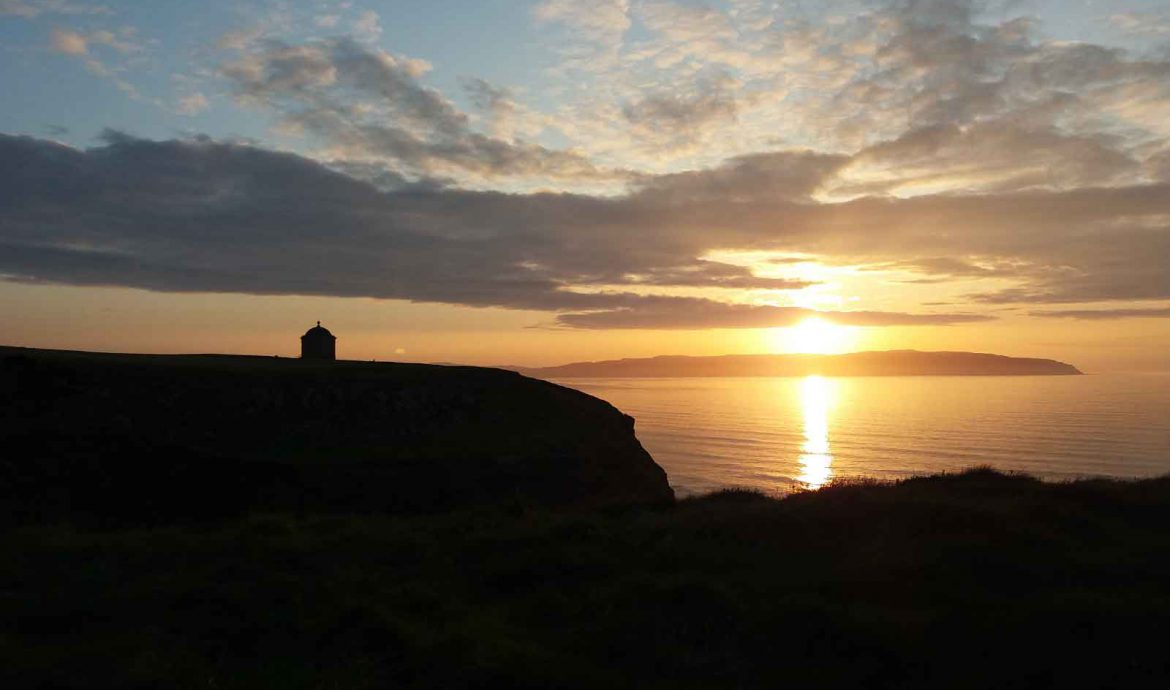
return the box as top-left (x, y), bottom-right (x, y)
top-left (300, 321), bottom-right (336, 360)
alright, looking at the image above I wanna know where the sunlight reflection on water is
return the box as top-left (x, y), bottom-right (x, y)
top-left (798, 375), bottom-right (835, 489)
top-left (557, 374), bottom-right (1170, 497)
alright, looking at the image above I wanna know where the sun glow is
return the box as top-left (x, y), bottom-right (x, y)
top-left (773, 317), bottom-right (856, 355)
top-left (797, 375), bottom-right (835, 489)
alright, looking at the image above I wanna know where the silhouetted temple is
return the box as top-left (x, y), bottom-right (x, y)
top-left (300, 321), bottom-right (336, 361)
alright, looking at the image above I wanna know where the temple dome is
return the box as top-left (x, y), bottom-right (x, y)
top-left (302, 322), bottom-right (335, 339)
top-left (300, 321), bottom-right (337, 360)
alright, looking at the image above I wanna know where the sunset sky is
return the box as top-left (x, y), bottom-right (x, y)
top-left (2, 0), bottom-right (1170, 371)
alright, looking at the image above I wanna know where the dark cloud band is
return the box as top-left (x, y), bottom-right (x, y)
top-left (1031, 308), bottom-right (1170, 320)
top-left (0, 132), bottom-right (1006, 329)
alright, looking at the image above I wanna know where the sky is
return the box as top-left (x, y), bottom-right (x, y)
top-left (2, 0), bottom-right (1170, 371)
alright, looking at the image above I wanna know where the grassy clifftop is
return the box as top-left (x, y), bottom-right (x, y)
top-left (3, 468), bottom-right (1169, 688)
top-left (0, 346), bottom-right (672, 523)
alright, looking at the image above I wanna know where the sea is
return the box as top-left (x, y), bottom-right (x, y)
top-left (556, 374), bottom-right (1170, 497)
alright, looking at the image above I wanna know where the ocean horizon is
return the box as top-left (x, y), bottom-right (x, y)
top-left (558, 373), bottom-right (1170, 497)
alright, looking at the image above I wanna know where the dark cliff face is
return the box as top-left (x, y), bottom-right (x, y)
top-left (0, 347), bottom-right (673, 525)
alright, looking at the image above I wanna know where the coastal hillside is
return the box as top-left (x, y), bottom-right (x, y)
top-left (515, 350), bottom-right (1082, 378)
top-left (0, 346), bottom-right (672, 524)
top-left (3, 469), bottom-right (1168, 688)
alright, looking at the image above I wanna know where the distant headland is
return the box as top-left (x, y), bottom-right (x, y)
top-left (513, 350), bottom-right (1083, 378)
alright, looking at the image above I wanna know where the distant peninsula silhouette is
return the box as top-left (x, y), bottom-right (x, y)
top-left (513, 350), bottom-right (1082, 378)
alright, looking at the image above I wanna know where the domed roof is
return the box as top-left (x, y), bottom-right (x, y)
top-left (301, 321), bottom-right (336, 339)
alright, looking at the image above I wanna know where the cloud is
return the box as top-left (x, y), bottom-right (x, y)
top-left (6, 130), bottom-right (1170, 319)
top-left (48, 26), bottom-right (148, 100)
top-left (50, 26), bottom-right (140, 56)
top-left (860, 3), bottom-right (1170, 153)
top-left (461, 77), bottom-right (520, 140)
top-left (0, 0), bottom-right (107, 18)
top-left (1031, 307), bottom-right (1170, 320)
top-left (314, 14), bottom-right (340, 29)
top-left (50, 27), bottom-right (88, 55)
top-left (176, 92), bottom-right (209, 116)
top-left (11, 127), bottom-right (1169, 321)
top-left (633, 149), bottom-right (849, 203)
top-left (534, 0), bottom-right (630, 44)
top-left (533, 0), bottom-right (632, 75)
top-left (1110, 12), bottom-right (1170, 37)
top-left (221, 37), bottom-right (621, 185)
top-left (622, 72), bottom-right (740, 151)
top-left (11, 0), bottom-right (1170, 323)
top-left (195, 0), bottom-right (1170, 194)
top-left (352, 10), bottom-right (381, 43)
top-left (556, 297), bottom-right (993, 330)
top-left (634, 0), bottom-right (739, 68)
top-left (217, 26), bottom-right (264, 52)
top-left (829, 122), bottom-right (1140, 198)
top-left (510, 0), bottom-right (1170, 188)
top-left (0, 132), bottom-right (996, 330)
top-left (609, 260), bottom-right (812, 290)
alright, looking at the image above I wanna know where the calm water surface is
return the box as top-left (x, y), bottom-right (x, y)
top-left (557, 375), bottom-right (1170, 497)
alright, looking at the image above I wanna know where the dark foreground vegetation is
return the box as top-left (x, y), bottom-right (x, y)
top-left (4, 469), bottom-right (1170, 689)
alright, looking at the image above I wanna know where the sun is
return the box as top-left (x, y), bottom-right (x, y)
top-left (773, 317), bottom-right (856, 355)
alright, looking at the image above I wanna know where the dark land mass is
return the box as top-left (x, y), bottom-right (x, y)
top-left (3, 469), bottom-right (1170, 688)
top-left (513, 350), bottom-right (1082, 378)
top-left (2, 345), bottom-right (1163, 688)
top-left (0, 345), bottom-right (671, 525)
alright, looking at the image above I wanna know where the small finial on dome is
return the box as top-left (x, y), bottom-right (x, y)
top-left (317, 320), bottom-right (321, 327)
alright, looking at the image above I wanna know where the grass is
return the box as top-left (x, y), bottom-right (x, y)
top-left (4, 468), bottom-right (1170, 688)
top-left (1, 347), bottom-right (674, 522)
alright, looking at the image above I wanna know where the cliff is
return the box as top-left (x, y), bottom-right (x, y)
top-left (515, 350), bottom-right (1083, 378)
top-left (0, 346), bottom-right (672, 524)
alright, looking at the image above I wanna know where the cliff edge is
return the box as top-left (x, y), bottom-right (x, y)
top-left (0, 346), bottom-right (672, 524)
